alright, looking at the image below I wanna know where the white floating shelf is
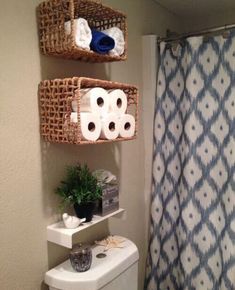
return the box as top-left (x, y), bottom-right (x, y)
top-left (47, 208), bottom-right (125, 248)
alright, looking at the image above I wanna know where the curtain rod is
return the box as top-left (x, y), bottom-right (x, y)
top-left (157, 23), bottom-right (235, 45)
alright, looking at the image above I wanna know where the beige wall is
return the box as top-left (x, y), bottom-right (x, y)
top-left (181, 9), bottom-right (235, 32)
top-left (0, 1), bottom-right (181, 289)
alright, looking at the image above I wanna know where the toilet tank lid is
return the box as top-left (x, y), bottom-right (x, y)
top-left (45, 236), bottom-right (139, 290)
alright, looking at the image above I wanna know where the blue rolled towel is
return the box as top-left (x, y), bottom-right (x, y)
top-left (90, 29), bottom-right (115, 54)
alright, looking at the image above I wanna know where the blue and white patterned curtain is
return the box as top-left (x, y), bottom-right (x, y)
top-left (145, 32), bottom-right (235, 290)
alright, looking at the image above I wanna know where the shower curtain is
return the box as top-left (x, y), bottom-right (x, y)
top-left (145, 32), bottom-right (235, 290)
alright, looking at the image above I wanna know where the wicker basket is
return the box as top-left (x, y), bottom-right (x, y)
top-left (38, 0), bottom-right (127, 62)
top-left (38, 77), bottom-right (138, 144)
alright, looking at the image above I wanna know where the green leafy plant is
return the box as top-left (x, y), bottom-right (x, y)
top-left (55, 164), bottom-right (102, 209)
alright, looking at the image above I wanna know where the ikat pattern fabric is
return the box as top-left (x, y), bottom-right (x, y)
top-left (145, 32), bottom-right (235, 290)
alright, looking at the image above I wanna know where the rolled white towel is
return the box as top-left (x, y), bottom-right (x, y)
top-left (102, 27), bottom-right (125, 56)
top-left (64, 18), bottom-right (92, 50)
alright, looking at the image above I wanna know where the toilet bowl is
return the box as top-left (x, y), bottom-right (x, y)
top-left (45, 236), bottom-right (139, 290)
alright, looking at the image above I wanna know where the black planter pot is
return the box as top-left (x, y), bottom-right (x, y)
top-left (74, 202), bottom-right (95, 222)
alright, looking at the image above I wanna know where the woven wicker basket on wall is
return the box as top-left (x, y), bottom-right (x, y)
top-left (38, 0), bottom-right (127, 62)
top-left (38, 77), bottom-right (138, 144)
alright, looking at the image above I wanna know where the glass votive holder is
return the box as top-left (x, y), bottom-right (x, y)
top-left (69, 243), bottom-right (92, 272)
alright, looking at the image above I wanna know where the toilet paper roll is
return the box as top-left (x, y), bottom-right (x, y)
top-left (108, 89), bottom-right (127, 115)
top-left (100, 113), bottom-right (120, 140)
top-left (70, 112), bottom-right (78, 123)
top-left (119, 114), bottom-right (135, 138)
top-left (80, 113), bottom-right (101, 141)
top-left (72, 88), bottom-right (109, 115)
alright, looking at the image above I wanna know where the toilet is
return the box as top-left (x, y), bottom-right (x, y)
top-left (45, 236), bottom-right (139, 290)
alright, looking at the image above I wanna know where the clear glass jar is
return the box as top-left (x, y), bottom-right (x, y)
top-left (69, 243), bottom-right (92, 272)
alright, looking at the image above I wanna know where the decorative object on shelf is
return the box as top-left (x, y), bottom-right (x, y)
top-left (95, 235), bottom-right (125, 251)
top-left (99, 184), bottom-right (119, 215)
top-left (93, 170), bottom-right (117, 185)
top-left (38, 77), bottom-right (138, 144)
top-left (37, 0), bottom-right (127, 62)
top-left (62, 213), bottom-right (86, 229)
top-left (92, 170), bottom-right (119, 216)
top-left (55, 163), bottom-right (102, 222)
top-left (69, 243), bottom-right (92, 272)
top-left (73, 202), bottom-right (95, 222)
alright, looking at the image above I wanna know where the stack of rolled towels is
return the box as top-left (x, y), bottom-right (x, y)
top-left (70, 88), bottom-right (135, 141)
top-left (64, 18), bottom-right (125, 56)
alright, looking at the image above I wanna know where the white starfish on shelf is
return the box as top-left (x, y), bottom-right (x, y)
top-left (95, 236), bottom-right (126, 251)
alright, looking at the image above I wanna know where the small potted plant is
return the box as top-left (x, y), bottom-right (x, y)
top-left (55, 163), bottom-right (102, 222)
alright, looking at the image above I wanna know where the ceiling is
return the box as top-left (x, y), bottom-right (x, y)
top-left (155, 0), bottom-right (235, 17)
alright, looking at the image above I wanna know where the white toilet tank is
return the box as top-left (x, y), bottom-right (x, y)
top-left (45, 236), bottom-right (139, 290)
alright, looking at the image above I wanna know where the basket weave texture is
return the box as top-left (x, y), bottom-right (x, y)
top-left (38, 0), bottom-right (127, 62)
top-left (38, 77), bottom-right (138, 144)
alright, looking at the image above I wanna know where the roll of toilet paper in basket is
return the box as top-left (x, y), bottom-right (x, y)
top-left (72, 88), bottom-right (109, 115)
top-left (80, 113), bottom-right (101, 141)
top-left (108, 89), bottom-right (127, 116)
top-left (100, 113), bottom-right (120, 140)
top-left (70, 112), bottom-right (78, 123)
top-left (119, 114), bottom-right (135, 138)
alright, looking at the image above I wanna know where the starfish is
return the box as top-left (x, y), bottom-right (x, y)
top-left (95, 236), bottom-right (126, 251)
